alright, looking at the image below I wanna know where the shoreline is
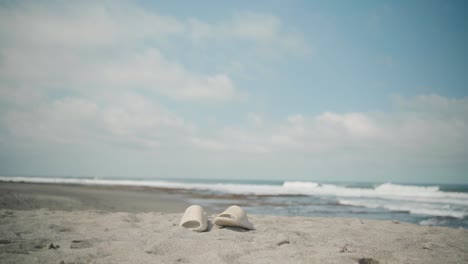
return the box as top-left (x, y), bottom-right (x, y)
top-left (1, 181), bottom-right (467, 228)
top-left (1, 181), bottom-right (467, 263)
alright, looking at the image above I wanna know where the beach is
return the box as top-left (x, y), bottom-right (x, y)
top-left (1, 182), bottom-right (467, 264)
top-left (1, 1), bottom-right (467, 263)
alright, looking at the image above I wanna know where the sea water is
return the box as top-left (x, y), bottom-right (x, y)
top-left (1, 176), bottom-right (467, 229)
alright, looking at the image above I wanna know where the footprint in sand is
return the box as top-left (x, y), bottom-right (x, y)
top-left (22, 238), bottom-right (49, 252)
top-left (49, 224), bottom-right (73, 232)
top-left (175, 257), bottom-right (189, 263)
top-left (357, 258), bottom-right (379, 264)
top-left (0, 239), bottom-right (11, 244)
top-left (2, 238), bottom-right (50, 254)
top-left (70, 240), bottom-right (94, 249)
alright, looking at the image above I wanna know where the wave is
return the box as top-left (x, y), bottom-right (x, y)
top-left (1, 176), bottom-right (467, 218)
top-left (338, 199), bottom-right (466, 218)
top-left (1, 177), bottom-right (467, 201)
top-left (419, 218), bottom-right (448, 226)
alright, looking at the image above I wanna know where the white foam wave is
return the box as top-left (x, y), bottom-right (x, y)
top-left (419, 218), bottom-right (447, 226)
top-left (338, 199), bottom-right (466, 218)
top-left (281, 182), bottom-right (468, 206)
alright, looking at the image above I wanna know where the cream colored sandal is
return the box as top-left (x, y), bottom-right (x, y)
top-left (214, 205), bottom-right (254, 230)
top-left (179, 205), bottom-right (208, 232)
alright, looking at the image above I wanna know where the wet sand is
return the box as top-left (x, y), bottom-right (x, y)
top-left (0, 181), bottom-right (189, 213)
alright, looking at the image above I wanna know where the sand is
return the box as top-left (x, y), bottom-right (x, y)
top-left (1, 182), bottom-right (467, 264)
top-left (0, 182), bottom-right (189, 213)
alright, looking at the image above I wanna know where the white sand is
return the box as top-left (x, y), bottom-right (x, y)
top-left (1, 209), bottom-right (467, 264)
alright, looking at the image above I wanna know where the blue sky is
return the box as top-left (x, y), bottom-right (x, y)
top-left (0, 0), bottom-right (467, 183)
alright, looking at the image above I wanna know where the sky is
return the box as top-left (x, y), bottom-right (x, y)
top-left (0, 0), bottom-right (467, 184)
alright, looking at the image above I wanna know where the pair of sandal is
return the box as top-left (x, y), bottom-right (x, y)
top-left (179, 205), bottom-right (254, 232)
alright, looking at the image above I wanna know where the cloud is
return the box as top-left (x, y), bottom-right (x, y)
top-left (96, 49), bottom-right (237, 101)
top-left (315, 112), bottom-right (379, 138)
top-left (247, 112), bottom-right (264, 127)
top-left (0, 1), bottom-right (185, 48)
top-left (0, 1), bottom-right (240, 103)
top-left (190, 95), bottom-right (468, 162)
top-left (4, 93), bottom-right (193, 149)
top-left (189, 137), bottom-right (227, 151)
top-left (0, 1), bottom-right (463, 182)
top-left (187, 11), bottom-right (311, 56)
top-left (0, 0), bottom-right (311, 153)
top-left (5, 98), bottom-right (100, 144)
top-left (0, 2), bottom-right (310, 105)
top-left (230, 12), bottom-right (282, 41)
top-left (1, 46), bottom-right (237, 102)
top-left (392, 94), bottom-right (468, 116)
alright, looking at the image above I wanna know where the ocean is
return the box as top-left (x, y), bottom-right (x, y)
top-left (1, 176), bottom-right (467, 229)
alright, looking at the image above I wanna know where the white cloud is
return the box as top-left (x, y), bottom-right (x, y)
top-left (287, 114), bottom-right (305, 125)
top-left (0, 2), bottom-right (310, 105)
top-left (187, 18), bottom-right (213, 40)
top-left (315, 112), bottom-right (379, 138)
top-left (187, 11), bottom-right (311, 56)
top-left (102, 93), bottom-right (189, 136)
top-left (189, 125), bottom-right (271, 153)
top-left (0, 85), bottom-right (43, 106)
top-left (4, 93), bottom-right (192, 149)
top-left (247, 112), bottom-right (264, 127)
top-left (98, 49), bottom-right (237, 101)
top-left (189, 137), bottom-right (227, 151)
top-left (0, 0), bottom-right (311, 153)
top-left (1, 46), bottom-right (237, 104)
top-left (0, 1), bottom-right (240, 103)
top-left (190, 95), bottom-right (468, 159)
top-left (5, 98), bottom-right (100, 144)
top-left (0, 1), bottom-right (185, 48)
top-left (230, 12), bottom-right (281, 40)
top-left (1, 2), bottom-right (463, 182)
